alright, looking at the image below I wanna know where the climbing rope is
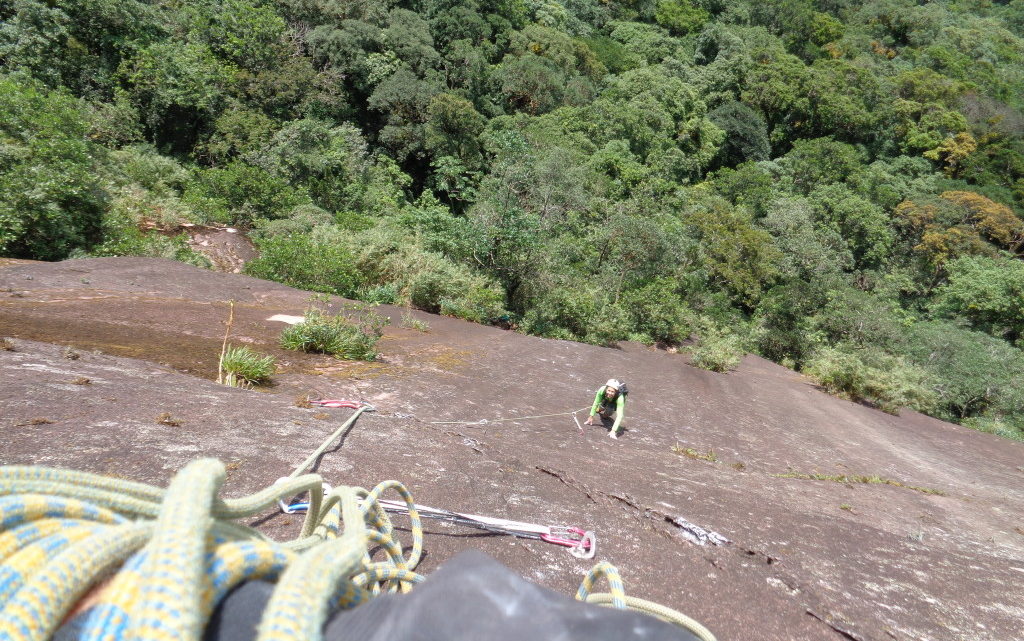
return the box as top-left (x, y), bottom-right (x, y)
top-left (429, 406), bottom-right (591, 426)
top-left (0, 408), bottom-right (716, 641)
top-left (279, 403), bottom-right (595, 557)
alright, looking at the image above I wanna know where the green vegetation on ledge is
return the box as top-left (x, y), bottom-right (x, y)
top-left (3, 0), bottom-right (1024, 437)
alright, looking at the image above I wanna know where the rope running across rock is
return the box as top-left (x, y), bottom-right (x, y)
top-left (0, 406), bottom-right (716, 641)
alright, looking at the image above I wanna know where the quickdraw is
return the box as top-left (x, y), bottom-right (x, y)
top-left (310, 399), bottom-right (374, 410)
top-left (281, 401), bottom-right (596, 558)
top-left (277, 485), bottom-right (596, 559)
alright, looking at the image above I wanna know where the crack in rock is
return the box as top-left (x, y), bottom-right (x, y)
top-left (536, 466), bottom-right (729, 545)
top-left (806, 608), bottom-right (868, 641)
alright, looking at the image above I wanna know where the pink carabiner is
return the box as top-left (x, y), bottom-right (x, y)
top-left (313, 400), bottom-right (363, 409)
top-left (541, 532), bottom-right (592, 550)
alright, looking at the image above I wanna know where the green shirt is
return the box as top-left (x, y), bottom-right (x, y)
top-left (590, 387), bottom-right (625, 433)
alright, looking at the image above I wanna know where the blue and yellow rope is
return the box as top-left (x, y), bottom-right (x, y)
top-left (0, 435), bottom-right (716, 641)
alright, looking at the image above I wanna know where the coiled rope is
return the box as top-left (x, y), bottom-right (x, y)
top-left (0, 409), bottom-right (715, 641)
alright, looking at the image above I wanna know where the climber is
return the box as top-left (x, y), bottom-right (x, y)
top-left (585, 379), bottom-right (628, 439)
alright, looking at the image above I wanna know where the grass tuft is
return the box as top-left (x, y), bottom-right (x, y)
top-left (280, 308), bottom-right (387, 361)
top-left (401, 311), bottom-right (430, 332)
top-left (0, 338), bottom-right (13, 351)
top-left (70, 377), bottom-right (91, 385)
top-left (155, 412), bottom-right (182, 427)
top-left (221, 345), bottom-right (276, 387)
top-left (18, 417), bottom-right (54, 426)
top-left (671, 443), bottom-right (719, 463)
top-left (774, 470), bottom-right (946, 496)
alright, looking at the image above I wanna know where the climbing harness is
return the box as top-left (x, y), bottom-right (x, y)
top-left (0, 406), bottom-right (717, 641)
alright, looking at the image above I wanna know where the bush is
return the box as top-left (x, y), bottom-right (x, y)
top-left (183, 162), bottom-right (309, 225)
top-left (690, 330), bottom-right (745, 373)
top-left (0, 75), bottom-right (106, 259)
top-left (280, 308), bottom-right (387, 361)
top-left (621, 278), bottom-right (694, 345)
top-left (107, 146), bottom-right (191, 197)
top-left (249, 205), bottom-right (333, 240)
top-left (804, 346), bottom-right (937, 414)
top-left (583, 303), bottom-right (632, 347)
top-left (519, 281), bottom-right (600, 341)
top-left (440, 284), bottom-right (507, 324)
top-left (930, 255), bottom-right (1024, 343)
top-left (903, 320), bottom-right (1024, 422)
top-left (87, 202), bottom-right (210, 268)
top-left (358, 283), bottom-right (400, 305)
top-left (960, 417), bottom-right (1024, 442)
top-left (220, 345), bottom-right (276, 386)
top-left (245, 230), bottom-right (361, 296)
top-left (348, 225), bottom-right (506, 320)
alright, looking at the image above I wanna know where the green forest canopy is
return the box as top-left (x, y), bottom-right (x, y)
top-left (3, 0), bottom-right (1024, 439)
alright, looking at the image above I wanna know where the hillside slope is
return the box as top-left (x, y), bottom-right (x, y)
top-left (1, 257), bottom-right (1022, 641)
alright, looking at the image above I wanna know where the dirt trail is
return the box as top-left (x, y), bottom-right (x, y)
top-left (2, 258), bottom-right (1022, 641)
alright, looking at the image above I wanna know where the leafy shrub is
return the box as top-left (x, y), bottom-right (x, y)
top-left (804, 347), bottom-right (937, 414)
top-left (280, 309), bottom-right (387, 361)
top-left (358, 284), bottom-right (400, 305)
top-left (439, 285), bottom-right (506, 324)
top-left (519, 282), bottom-right (600, 340)
top-left (690, 329), bottom-right (745, 373)
top-left (183, 162), bottom-right (309, 225)
top-left (87, 204), bottom-right (210, 268)
top-left (621, 278), bottom-right (694, 345)
top-left (930, 255), bottom-right (1024, 343)
top-left (583, 303), bottom-right (632, 347)
top-left (400, 311), bottom-right (430, 332)
top-left (249, 205), bottom-right (333, 240)
top-left (960, 417), bottom-right (1024, 442)
top-left (107, 146), bottom-right (191, 197)
top-left (245, 231), bottom-right (361, 296)
top-left (348, 225), bottom-right (506, 320)
top-left (0, 75), bottom-right (105, 260)
top-left (903, 320), bottom-right (1024, 422)
top-left (220, 345), bottom-right (276, 386)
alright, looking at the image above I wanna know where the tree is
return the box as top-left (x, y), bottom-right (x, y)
top-left (0, 74), bottom-right (105, 259)
top-left (740, 45), bottom-right (811, 148)
top-left (904, 320), bottom-right (1024, 421)
top-left (708, 101), bottom-right (770, 167)
top-left (939, 191), bottom-right (1024, 255)
top-left (497, 52), bottom-right (568, 114)
top-left (684, 196), bottom-right (781, 308)
top-left (118, 42), bottom-right (236, 153)
top-left (425, 93), bottom-right (487, 167)
top-left (253, 119), bottom-right (408, 216)
top-left (590, 66), bottom-right (724, 174)
top-left (931, 255), bottom-right (1024, 343)
top-left (654, 0), bottom-right (709, 36)
top-left (182, 0), bottom-right (288, 72)
top-left (779, 137), bottom-right (866, 194)
top-left (924, 132), bottom-right (978, 177)
top-left (761, 196), bottom-right (853, 280)
top-left (808, 184), bottom-right (894, 270)
top-left (368, 66), bottom-right (443, 163)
